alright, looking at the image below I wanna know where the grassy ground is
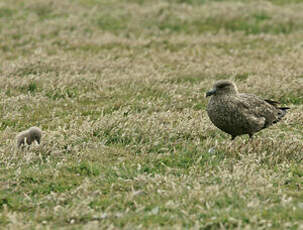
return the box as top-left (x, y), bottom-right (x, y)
top-left (0, 0), bottom-right (303, 229)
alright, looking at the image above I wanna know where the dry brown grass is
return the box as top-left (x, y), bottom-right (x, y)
top-left (0, 0), bottom-right (302, 229)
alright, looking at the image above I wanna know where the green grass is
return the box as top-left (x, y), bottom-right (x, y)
top-left (0, 0), bottom-right (302, 229)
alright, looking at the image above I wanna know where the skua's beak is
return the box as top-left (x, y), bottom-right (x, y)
top-left (206, 89), bottom-right (216, 97)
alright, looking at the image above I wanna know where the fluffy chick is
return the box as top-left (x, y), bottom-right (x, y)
top-left (16, 127), bottom-right (42, 148)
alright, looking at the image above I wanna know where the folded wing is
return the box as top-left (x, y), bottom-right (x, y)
top-left (236, 93), bottom-right (289, 130)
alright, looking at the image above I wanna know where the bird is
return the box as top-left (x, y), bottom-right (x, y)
top-left (206, 80), bottom-right (289, 140)
top-left (16, 127), bottom-right (42, 148)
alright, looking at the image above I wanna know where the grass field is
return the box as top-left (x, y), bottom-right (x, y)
top-left (0, 0), bottom-right (303, 229)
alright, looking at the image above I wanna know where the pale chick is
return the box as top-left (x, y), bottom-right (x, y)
top-left (206, 80), bottom-right (289, 140)
top-left (16, 127), bottom-right (42, 148)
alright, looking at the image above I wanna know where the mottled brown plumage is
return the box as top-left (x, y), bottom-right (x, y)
top-left (206, 80), bottom-right (289, 140)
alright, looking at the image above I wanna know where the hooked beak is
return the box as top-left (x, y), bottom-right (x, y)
top-left (206, 89), bottom-right (216, 97)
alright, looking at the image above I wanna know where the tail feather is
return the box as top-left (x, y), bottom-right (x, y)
top-left (264, 98), bottom-right (289, 124)
top-left (279, 107), bottom-right (290, 110)
top-left (265, 99), bottom-right (280, 106)
top-left (273, 107), bottom-right (290, 123)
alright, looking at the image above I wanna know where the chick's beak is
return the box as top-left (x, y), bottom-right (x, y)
top-left (206, 89), bottom-right (216, 97)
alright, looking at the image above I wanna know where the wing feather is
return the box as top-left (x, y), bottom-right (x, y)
top-left (237, 93), bottom-right (283, 127)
